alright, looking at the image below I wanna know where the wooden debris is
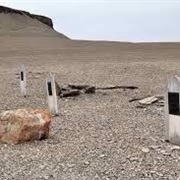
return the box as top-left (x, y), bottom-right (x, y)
top-left (55, 81), bottom-right (61, 96)
top-left (68, 84), bottom-right (89, 90)
top-left (156, 100), bottom-right (165, 107)
top-left (60, 90), bottom-right (80, 98)
top-left (136, 105), bottom-right (146, 109)
top-left (129, 98), bottom-right (142, 102)
top-left (58, 84), bottom-right (137, 98)
top-left (84, 86), bottom-right (96, 94)
top-left (97, 86), bottom-right (138, 90)
top-left (138, 96), bottom-right (159, 105)
top-left (130, 95), bottom-right (164, 106)
top-left (61, 87), bottom-right (70, 91)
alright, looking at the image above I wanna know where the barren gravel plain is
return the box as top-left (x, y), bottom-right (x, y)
top-left (1, 37), bottom-right (180, 180)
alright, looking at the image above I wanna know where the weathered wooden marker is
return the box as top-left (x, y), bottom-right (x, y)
top-left (46, 73), bottom-right (59, 116)
top-left (20, 64), bottom-right (26, 97)
top-left (165, 75), bottom-right (180, 145)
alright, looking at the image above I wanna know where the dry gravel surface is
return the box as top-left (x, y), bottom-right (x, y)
top-left (1, 38), bottom-right (180, 179)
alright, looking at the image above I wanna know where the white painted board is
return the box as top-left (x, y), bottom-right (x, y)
top-left (165, 76), bottom-right (180, 145)
top-left (46, 73), bottom-right (59, 116)
top-left (20, 64), bottom-right (26, 97)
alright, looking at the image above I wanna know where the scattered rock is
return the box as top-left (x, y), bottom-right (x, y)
top-left (150, 145), bottom-right (160, 150)
top-left (35, 72), bottom-right (44, 75)
top-left (84, 161), bottom-right (90, 165)
top-left (159, 150), bottom-right (171, 156)
top-left (33, 75), bottom-right (40, 79)
top-left (171, 145), bottom-right (180, 151)
top-left (99, 154), bottom-right (106, 158)
top-left (0, 108), bottom-right (51, 144)
top-left (141, 147), bottom-right (150, 153)
top-left (149, 137), bottom-right (158, 142)
top-left (67, 163), bottom-right (75, 168)
top-left (129, 157), bottom-right (139, 162)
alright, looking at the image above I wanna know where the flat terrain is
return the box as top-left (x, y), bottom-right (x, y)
top-left (1, 36), bottom-right (180, 180)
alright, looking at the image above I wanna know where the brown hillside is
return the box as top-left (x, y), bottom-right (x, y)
top-left (0, 5), bottom-right (68, 38)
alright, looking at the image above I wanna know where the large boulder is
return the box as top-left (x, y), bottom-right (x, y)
top-left (0, 108), bottom-right (51, 144)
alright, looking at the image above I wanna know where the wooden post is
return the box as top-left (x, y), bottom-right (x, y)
top-left (165, 76), bottom-right (180, 145)
top-left (20, 64), bottom-right (26, 97)
top-left (46, 73), bottom-right (59, 116)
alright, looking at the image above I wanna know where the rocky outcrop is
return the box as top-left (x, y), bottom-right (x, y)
top-left (31, 14), bottom-right (53, 29)
top-left (0, 108), bottom-right (51, 144)
top-left (0, 5), bottom-right (54, 28)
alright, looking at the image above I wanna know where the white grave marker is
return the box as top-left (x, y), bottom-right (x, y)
top-left (165, 76), bottom-right (180, 145)
top-left (46, 73), bottom-right (59, 116)
top-left (20, 64), bottom-right (26, 97)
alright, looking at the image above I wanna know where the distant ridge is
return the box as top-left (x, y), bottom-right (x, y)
top-left (0, 5), bottom-right (69, 38)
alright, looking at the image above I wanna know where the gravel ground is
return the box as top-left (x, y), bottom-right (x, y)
top-left (1, 40), bottom-right (180, 179)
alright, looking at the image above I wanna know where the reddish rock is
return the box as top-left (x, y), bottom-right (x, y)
top-left (0, 108), bottom-right (51, 144)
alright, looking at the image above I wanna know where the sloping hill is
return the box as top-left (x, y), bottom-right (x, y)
top-left (0, 5), bottom-right (68, 38)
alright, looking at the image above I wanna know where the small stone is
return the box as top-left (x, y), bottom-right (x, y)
top-left (84, 161), bottom-right (90, 165)
top-left (141, 147), bottom-right (150, 153)
top-left (34, 75), bottom-right (40, 79)
top-left (99, 154), bottom-right (106, 158)
top-left (43, 175), bottom-right (49, 180)
top-left (150, 170), bottom-right (156, 174)
top-left (130, 157), bottom-right (139, 162)
top-left (150, 145), bottom-right (160, 150)
top-left (160, 150), bottom-right (171, 156)
top-left (67, 163), bottom-right (75, 168)
top-left (149, 137), bottom-right (157, 142)
top-left (94, 174), bottom-right (99, 179)
top-left (156, 172), bottom-right (164, 177)
top-left (171, 145), bottom-right (180, 151)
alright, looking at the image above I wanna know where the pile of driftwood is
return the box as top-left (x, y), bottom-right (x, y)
top-left (55, 82), bottom-right (164, 107)
top-left (56, 84), bottom-right (96, 98)
top-left (55, 82), bottom-right (138, 98)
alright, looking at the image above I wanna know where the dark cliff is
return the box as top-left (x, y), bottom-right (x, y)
top-left (0, 5), bottom-right (54, 28)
